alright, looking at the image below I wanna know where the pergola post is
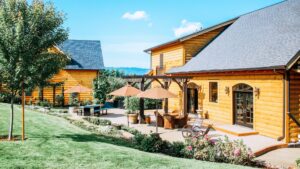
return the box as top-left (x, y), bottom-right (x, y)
top-left (164, 81), bottom-right (169, 114)
top-left (139, 78), bottom-right (145, 123)
top-left (183, 80), bottom-right (188, 114)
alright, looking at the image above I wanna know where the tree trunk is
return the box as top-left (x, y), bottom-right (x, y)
top-left (8, 95), bottom-right (14, 140)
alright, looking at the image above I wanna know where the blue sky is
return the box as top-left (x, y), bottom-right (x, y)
top-left (50, 0), bottom-right (282, 68)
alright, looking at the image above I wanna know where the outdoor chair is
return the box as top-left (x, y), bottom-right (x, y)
top-left (174, 113), bottom-right (188, 128)
top-left (93, 106), bottom-right (101, 116)
top-left (199, 124), bottom-right (213, 138)
top-left (154, 111), bottom-right (164, 127)
top-left (163, 114), bottom-right (175, 129)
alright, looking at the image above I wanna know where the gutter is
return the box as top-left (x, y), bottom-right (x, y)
top-left (277, 69), bottom-right (290, 141)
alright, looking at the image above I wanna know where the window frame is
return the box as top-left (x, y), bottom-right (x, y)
top-left (209, 82), bottom-right (218, 103)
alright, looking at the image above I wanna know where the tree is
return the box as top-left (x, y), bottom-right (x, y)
top-left (93, 70), bottom-right (126, 104)
top-left (0, 0), bottom-right (68, 140)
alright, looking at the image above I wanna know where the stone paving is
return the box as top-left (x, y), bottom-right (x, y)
top-left (101, 108), bottom-right (284, 153)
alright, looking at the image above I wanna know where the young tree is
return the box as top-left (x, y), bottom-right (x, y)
top-left (0, 0), bottom-right (68, 140)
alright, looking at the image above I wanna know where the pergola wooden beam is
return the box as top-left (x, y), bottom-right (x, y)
top-left (123, 75), bottom-right (191, 116)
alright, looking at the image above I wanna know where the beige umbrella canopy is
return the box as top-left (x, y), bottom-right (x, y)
top-left (137, 87), bottom-right (177, 133)
top-left (64, 85), bottom-right (92, 103)
top-left (64, 85), bottom-right (92, 94)
top-left (108, 84), bottom-right (142, 97)
top-left (136, 87), bottom-right (177, 99)
top-left (108, 85), bottom-right (142, 126)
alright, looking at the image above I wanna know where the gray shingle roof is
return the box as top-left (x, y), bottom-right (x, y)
top-left (169, 0), bottom-right (300, 74)
top-left (59, 40), bottom-right (104, 70)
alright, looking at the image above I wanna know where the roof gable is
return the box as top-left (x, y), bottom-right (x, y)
top-left (169, 0), bottom-right (300, 74)
top-left (58, 40), bottom-right (104, 70)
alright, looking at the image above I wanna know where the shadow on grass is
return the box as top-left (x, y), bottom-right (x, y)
top-left (55, 133), bottom-right (135, 148)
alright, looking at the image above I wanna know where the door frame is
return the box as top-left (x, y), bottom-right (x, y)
top-left (232, 83), bottom-right (254, 128)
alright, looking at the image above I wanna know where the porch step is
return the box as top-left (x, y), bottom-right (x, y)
top-left (203, 122), bottom-right (259, 136)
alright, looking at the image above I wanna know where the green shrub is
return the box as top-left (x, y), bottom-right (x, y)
top-left (121, 125), bottom-right (141, 135)
top-left (83, 117), bottom-right (112, 126)
top-left (296, 159), bottom-right (300, 168)
top-left (55, 94), bottom-right (64, 106)
top-left (37, 100), bottom-right (51, 107)
top-left (139, 133), bottom-right (165, 152)
top-left (162, 141), bottom-right (187, 157)
top-left (0, 92), bottom-right (22, 104)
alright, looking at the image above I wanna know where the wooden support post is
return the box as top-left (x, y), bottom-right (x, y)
top-left (53, 85), bottom-right (56, 107)
top-left (21, 83), bottom-right (25, 141)
top-left (139, 78), bottom-right (145, 123)
top-left (164, 81), bottom-right (169, 114)
top-left (62, 86), bottom-right (65, 107)
top-left (183, 80), bottom-right (188, 115)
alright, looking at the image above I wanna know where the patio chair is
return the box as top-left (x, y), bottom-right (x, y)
top-left (163, 114), bottom-right (175, 129)
top-left (154, 111), bottom-right (164, 127)
top-left (174, 113), bottom-right (188, 128)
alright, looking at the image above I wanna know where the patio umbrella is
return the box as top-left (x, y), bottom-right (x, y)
top-left (64, 85), bottom-right (92, 103)
top-left (136, 87), bottom-right (177, 133)
top-left (108, 84), bottom-right (142, 126)
top-left (108, 84), bottom-right (141, 97)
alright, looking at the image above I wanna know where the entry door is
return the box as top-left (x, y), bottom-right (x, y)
top-left (234, 92), bottom-right (253, 128)
top-left (187, 88), bottom-right (198, 114)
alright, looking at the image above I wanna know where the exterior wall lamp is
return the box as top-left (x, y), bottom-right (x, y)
top-left (254, 87), bottom-right (260, 97)
top-left (225, 86), bottom-right (230, 95)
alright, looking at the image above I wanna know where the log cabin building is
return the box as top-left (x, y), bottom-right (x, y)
top-left (144, 0), bottom-right (300, 143)
top-left (26, 40), bottom-right (104, 105)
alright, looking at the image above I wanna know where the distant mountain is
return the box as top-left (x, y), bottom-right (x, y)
top-left (106, 67), bottom-right (149, 75)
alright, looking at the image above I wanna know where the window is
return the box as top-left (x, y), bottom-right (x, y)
top-left (159, 53), bottom-right (164, 68)
top-left (209, 82), bottom-right (218, 103)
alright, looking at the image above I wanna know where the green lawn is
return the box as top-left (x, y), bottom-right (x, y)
top-left (0, 103), bottom-right (254, 169)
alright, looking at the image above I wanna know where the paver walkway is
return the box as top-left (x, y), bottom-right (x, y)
top-left (256, 148), bottom-right (300, 168)
top-left (101, 109), bottom-right (284, 153)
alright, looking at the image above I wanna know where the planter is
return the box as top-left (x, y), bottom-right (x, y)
top-left (128, 113), bottom-right (138, 124)
top-left (145, 115), bottom-right (151, 124)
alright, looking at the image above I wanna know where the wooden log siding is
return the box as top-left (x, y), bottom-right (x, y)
top-left (151, 44), bottom-right (184, 75)
top-left (182, 27), bottom-right (227, 63)
top-left (167, 74), bottom-right (284, 139)
top-left (27, 69), bottom-right (98, 105)
top-left (288, 71), bottom-right (300, 142)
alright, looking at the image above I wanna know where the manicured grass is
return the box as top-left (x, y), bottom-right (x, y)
top-left (0, 103), bottom-right (254, 169)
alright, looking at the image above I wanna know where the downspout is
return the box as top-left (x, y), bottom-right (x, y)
top-left (277, 70), bottom-right (290, 141)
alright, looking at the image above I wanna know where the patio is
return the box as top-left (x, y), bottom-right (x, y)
top-left (100, 108), bottom-right (286, 154)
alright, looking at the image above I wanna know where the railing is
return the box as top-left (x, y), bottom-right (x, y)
top-left (288, 112), bottom-right (300, 127)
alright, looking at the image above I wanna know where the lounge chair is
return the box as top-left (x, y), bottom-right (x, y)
top-left (199, 124), bottom-right (213, 138)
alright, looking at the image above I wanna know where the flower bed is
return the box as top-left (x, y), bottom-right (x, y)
top-left (44, 111), bottom-right (261, 167)
top-left (185, 136), bottom-right (256, 165)
top-left (296, 158), bottom-right (300, 168)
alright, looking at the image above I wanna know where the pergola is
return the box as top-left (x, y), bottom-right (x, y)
top-left (122, 75), bottom-right (191, 119)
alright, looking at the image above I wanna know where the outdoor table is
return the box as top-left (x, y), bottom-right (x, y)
top-left (80, 105), bottom-right (100, 116)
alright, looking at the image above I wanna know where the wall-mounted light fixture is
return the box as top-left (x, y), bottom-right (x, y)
top-left (225, 86), bottom-right (230, 95)
top-left (254, 87), bottom-right (260, 97)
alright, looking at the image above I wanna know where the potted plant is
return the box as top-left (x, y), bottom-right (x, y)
top-left (124, 97), bottom-right (139, 124)
top-left (127, 110), bottom-right (138, 124)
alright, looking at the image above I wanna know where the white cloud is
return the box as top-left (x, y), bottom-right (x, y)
top-left (122, 11), bottom-right (148, 20)
top-left (173, 19), bottom-right (203, 37)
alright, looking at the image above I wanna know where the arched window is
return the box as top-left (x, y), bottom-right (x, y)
top-left (233, 83), bottom-right (253, 92)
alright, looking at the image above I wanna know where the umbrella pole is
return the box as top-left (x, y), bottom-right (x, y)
top-left (156, 100), bottom-right (158, 133)
top-left (126, 96), bottom-right (129, 127)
